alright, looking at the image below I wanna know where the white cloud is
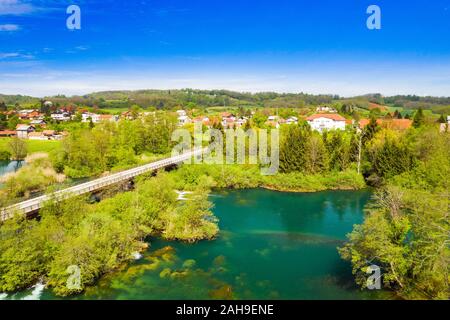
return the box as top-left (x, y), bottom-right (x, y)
top-left (0, 0), bottom-right (34, 15)
top-left (74, 45), bottom-right (89, 51)
top-left (0, 52), bottom-right (34, 59)
top-left (0, 23), bottom-right (20, 31)
top-left (0, 52), bottom-right (20, 58)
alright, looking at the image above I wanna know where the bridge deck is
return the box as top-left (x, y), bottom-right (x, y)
top-left (0, 148), bottom-right (204, 221)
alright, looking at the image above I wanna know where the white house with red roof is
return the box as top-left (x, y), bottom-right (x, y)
top-left (306, 114), bottom-right (346, 132)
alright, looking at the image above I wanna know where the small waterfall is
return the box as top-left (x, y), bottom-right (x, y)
top-left (175, 190), bottom-right (193, 201)
top-left (21, 282), bottom-right (45, 300)
top-left (0, 293), bottom-right (8, 300)
top-left (132, 252), bottom-right (143, 260)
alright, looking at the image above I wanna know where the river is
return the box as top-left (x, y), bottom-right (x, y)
top-left (0, 160), bottom-right (25, 178)
top-left (3, 188), bottom-right (391, 300)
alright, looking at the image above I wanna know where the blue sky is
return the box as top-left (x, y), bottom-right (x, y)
top-left (0, 0), bottom-right (450, 97)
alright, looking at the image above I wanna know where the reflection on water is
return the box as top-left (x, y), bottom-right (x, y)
top-left (0, 160), bottom-right (25, 177)
top-left (12, 188), bottom-right (392, 300)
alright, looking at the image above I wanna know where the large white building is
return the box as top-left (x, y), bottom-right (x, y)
top-left (82, 113), bottom-right (119, 123)
top-left (176, 110), bottom-right (191, 126)
top-left (306, 114), bottom-right (346, 133)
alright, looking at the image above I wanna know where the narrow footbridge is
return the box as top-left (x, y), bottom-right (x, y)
top-left (0, 148), bottom-right (204, 221)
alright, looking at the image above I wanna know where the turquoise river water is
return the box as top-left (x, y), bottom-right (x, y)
top-left (2, 189), bottom-right (392, 300)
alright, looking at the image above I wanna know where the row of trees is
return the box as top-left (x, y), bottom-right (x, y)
top-left (280, 124), bottom-right (364, 176)
top-left (279, 117), bottom-right (431, 187)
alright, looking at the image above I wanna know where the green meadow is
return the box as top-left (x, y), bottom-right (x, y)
top-left (0, 138), bottom-right (62, 154)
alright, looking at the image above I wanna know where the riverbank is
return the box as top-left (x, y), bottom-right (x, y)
top-left (172, 164), bottom-right (367, 193)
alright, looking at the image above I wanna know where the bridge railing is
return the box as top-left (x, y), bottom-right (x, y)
top-left (0, 148), bottom-right (205, 221)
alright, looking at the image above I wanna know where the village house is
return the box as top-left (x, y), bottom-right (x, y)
top-left (316, 106), bottom-right (337, 113)
top-left (176, 110), bottom-right (187, 117)
top-left (193, 116), bottom-right (211, 127)
top-left (43, 101), bottom-right (53, 108)
top-left (3, 110), bottom-right (17, 119)
top-left (28, 132), bottom-right (48, 141)
top-left (27, 130), bottom-right (62, 141)
top-left (220, 112), bottom-right (237, 128)
top-left (17, 110), bottom-right (34, 119)
top-left (51, 112), bottom-right (71, 122)
top-left (121, 111), bottom-right (135, 120)
top-left (82, 113), bottom-right (119, 123)
top-left (178, 115), bottom-right (191, 126)
top-left (99, 114), bottom-right (119, 123)
top-left (81, 113), bottom-right (95, 123)
top-left (439, 116), bottom-right (450, 132)
top-left (0, 130), bottom-right (17, 137)
top-left (286, 116), bottom-right (298, 125)
top-left (306, 114), bottom-right (346, 132)
top-left (176, 110), bottom-right (191, 126)
top-left (18, 109), bottom-right (43, 120)
top-left (30, 119), bottom-right (47, 126)
top-left (16, 124), bottom-right (36, 139)
top-left (235, 117), bottom-right (248, 127)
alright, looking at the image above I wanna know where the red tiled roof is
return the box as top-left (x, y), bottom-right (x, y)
top-left (220, 112), bottom-right (233, 118)
top-left (382, 119), bottom-right (413, 130)
top-left (0, 130), bottom-right (16, 136)
top-left (16, 124), bottom-right (35, 130)
top-left (306, 114), bottom-right (346, 121)
top-left (359, 118), bottom-right (412, 130)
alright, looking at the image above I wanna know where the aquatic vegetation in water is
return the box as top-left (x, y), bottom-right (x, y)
top-left (212, 255), bottom-right (226, 267)
top-left (159, 268), bottom-right (172, 278)
top-left (208, 284), bottom-right (234, 300)
top-left (254, 248), bottom-right (272, 258)
top-left (83, 245), bottom-right (237, 300)
top-left (182, 259), bottom-right (196, 269)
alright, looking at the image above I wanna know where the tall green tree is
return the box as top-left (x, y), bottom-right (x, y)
top-left (279, 125), bottom-right (311, 173)
top-left (362, 116), bottom-right (380, 144)
top-left (413, 107), bottom-right (425, 128)
top-left (8, 137), bottom-right (27, 160)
